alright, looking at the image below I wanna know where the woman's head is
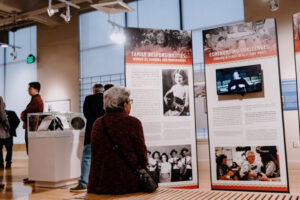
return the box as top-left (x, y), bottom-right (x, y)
top-left (156, 31), bottom-right (166, 46)
top-left (152, 151), bottom-right (160, 159)
top-left (170, 149), bottom-right (178, 157)
top-left (180, 148), bottom-right (189, 157)
top-left (216, 154), bottom-right (227, 165)
top-left (174, 69), bottom-right (187, 85)
top-left (104, 86), bottom-right (131, 113)
top-left (161, 153), bottom-right (169, 162)
top-left (231, 162), bottom-right (238, 168)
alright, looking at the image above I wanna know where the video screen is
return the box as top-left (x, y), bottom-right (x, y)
top-left (216, 64), bottom-right (262, 95)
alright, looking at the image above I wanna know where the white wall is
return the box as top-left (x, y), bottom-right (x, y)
top-left (4, 26), bottom-right (37, 144)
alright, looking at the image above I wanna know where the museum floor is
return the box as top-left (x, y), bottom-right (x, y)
top-left (1, 153), bottom-right (300, 200)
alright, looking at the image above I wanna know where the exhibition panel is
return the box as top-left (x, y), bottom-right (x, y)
top-left (124, 28), bottom-right (198, 188)
top-left (203, 18), bottom-right (289, 192)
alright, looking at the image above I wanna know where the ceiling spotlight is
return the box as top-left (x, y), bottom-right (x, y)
top-left (269, 0), bottom-right (279, 11)
top-left (47, 0), bottom-right (59, 17)
top-left (108, 20), bottom-right (126, 44)
top-left (0, 44), bottom-right (8, 48)
top-left (110, 31), bottom-right (126, 44)
top-left (60, 5), bottom-right (71, 23)
top-left (47, 8), bottom-right (59, 16)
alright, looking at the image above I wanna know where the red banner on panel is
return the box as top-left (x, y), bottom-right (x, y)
top-left (212, 185), bottom-right (288, 192)
top-left (203, 19), bottom-right (277, 64)
top-left (125, 28), bottom-right (193, 65)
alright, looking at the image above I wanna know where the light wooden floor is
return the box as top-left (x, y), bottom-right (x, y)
top-left (1, 157), bottom-right (300, 200)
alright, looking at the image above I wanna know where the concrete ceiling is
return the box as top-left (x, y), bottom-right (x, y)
top-left (0, 0), bottom-right (136, 31)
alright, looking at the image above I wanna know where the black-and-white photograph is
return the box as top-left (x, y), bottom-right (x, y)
top-left (216, 64), bottom-right (262, 95)
top-left (162, 69), bottom-right (190, 116)
top-left (215, 146), bottom-right (280, 182)
top-left (147, 144), bottom-right (192, 183)
top-left (125, 28), bottom-right (192, 53)
top-left (203, 19), bottom-right (276, 52)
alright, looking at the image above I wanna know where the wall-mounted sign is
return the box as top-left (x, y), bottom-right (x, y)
top-left (27, 54), bottom-right (35, 64)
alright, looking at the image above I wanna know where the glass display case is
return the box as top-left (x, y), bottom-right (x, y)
top-left (27, 112), bottom-right (85, 132)
top-left (27, 112), bottom-right (85, 187)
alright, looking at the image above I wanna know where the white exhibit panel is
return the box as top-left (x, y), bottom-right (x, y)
top-left (125, 28), bottom-right (198, 188)
top-left (203, 19), bottom-right (289, 192)
top-left (293, 13), bottom-right (300, 118)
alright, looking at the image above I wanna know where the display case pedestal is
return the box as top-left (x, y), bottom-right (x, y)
top-left (28, 130), bottom-right (84, 188)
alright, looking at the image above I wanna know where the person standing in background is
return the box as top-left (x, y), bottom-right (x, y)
top-left (21, 82), bottom-right (43, 184)
top-left (0, 97), bottom-right (10, 170)
top-left (104, 83), bottom-right (114, 91)
top-left (5, 104), bottom-right (20, 169)
top-left (70, 83), bottom-right (105, 192)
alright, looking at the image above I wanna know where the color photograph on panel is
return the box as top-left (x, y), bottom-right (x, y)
top-left (203, 18), bottom-right (289, 192)
top-left (125, 27), bottom-right (198, 188)
top-left (215, 146), bottom-right (280, 182)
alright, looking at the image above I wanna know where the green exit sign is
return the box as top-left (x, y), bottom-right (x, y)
top-left (27, 54), bottom-right (35, 64)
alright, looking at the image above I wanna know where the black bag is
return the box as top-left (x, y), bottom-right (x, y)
top-left (136, 168), bottom-right (158, 193)
top-left (102, 118), bottom-right (158, 193)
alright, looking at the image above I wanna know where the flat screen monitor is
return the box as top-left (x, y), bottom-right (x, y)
top-left (216, 64), bottom-right (262, 95)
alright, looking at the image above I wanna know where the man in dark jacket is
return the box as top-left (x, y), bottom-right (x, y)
top-left (21, 82), bottom-right (44, 155)
top-left (70, 83), bottom-right (105, 192)
top-left (2, 110), bottom-right (20, 169)
top-left (21, 82), bottom-right (43, 184)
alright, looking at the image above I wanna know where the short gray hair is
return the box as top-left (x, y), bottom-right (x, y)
top-left (246, 151), bottom-right (255, 158)
top-left (104, 86), bottom-right (130, 112)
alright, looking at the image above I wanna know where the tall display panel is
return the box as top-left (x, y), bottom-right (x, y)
top-left (125, 28), bottom-right (198, 188)
top-left (203, 19), bottom-right (289, 192)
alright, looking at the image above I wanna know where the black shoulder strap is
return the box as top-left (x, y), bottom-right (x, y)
top-left (101, 117), bottom-right (137, 173)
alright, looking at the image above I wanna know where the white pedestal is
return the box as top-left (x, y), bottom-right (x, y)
top-left (28, 130), bottom-right (84, 188)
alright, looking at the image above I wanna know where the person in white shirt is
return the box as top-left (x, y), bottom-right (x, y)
top-left (164, 69), bottom-right (189, 116)
top-left (159, 153), bottom-right (171, 183)
top-left (169, 149), bottom-right (180, 182)
top-left (149, 151), bottom-right (160, 184)
top-left (179, 148), bottom-right (192, 181)
top-left (240, 151), bottom-right (263, 180)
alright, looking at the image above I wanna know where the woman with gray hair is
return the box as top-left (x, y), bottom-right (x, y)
top-left (88, 86), bottom-right (148, 194)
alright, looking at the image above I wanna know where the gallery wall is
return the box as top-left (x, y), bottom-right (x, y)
top-left (32, 1), bottom-right (300, 171)
top-left (37, 11), bottom-right (80, 112)
top-left (244, 0), bottom-right (300, 168)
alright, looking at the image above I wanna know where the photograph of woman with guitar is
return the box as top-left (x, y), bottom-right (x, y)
top-left (163, 69), bottom-right (190, 116)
